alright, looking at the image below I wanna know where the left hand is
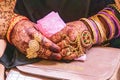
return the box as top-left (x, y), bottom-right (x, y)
top-left (10, 19), bottom-right (61, 60)
top-left (50, 20), bottom-right (93, 60)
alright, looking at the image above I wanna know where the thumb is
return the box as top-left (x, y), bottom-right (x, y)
top-left (41, 35), bottom-right (61, 52)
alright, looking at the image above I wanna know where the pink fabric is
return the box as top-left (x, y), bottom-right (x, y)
top-left (35, 11), bottom-right (66, 38)
top-left (35, 11), bottom-right (86, 61)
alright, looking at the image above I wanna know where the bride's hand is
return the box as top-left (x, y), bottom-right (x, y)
top-left (51, 21), bottom-right (93, 60)
top-left (10, 19), bottom-right (61, 60)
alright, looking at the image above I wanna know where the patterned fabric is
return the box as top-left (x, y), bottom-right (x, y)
top-left (0, 0), bottom-right (16, 39)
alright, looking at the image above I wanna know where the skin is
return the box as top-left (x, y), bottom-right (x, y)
top-left (11, 20), bottom-right (61, 60)
top-left (0, 0), bottom-right (3, 2)
top-left (0, 0), bottom-right (118, 79)
top-left (0, 40), bottom-right (7, 80)
top-left (115, 0), bottom-right (120, 10)
top-left (50, 21), bottom-right (92, 60)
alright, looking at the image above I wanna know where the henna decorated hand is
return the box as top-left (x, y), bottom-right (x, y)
top-left (50, 21), bottom-right (93, 60)
top-left (10, 20), bottom-right (62, 60)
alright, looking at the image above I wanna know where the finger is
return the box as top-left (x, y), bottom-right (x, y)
top-left (63, 52), bottom-right (78, 60)
top-left (41, 36), bottom-right (61, 52)
top-left (67, 28), bottom-right (79, 41)
top-left (60, 47), bottom-right (85, 61)
top-left (38, 48), bottom-right (62, 60)
top-left (56, 40), bottom-right (68, 49)
top-left (50, 26), bottom-right (70, 43)
top-left (49, 52), bottom-right (62, 60)
top-left (50, 30), bottom-right (64, 43)
top-left (26, 28), bottom-right (61, 53)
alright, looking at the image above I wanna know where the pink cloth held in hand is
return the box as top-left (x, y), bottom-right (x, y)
top-left (35, 11), bottom-right (86, 61)
top-left (35, 11), bottom-right (66, 38)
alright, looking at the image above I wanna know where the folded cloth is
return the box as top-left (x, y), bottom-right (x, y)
top-left (35, 11), bottom-right (66, 38)
top-left (35, 11), bottom-right (86, 61)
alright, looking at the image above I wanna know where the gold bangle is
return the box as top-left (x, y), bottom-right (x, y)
top-left (66, 20), bottom-right (93, 47)
top-left (67, 21), bottom-right (92, 54)
top-left (90, 15), bottom-right (107, 43)
top-left (102, 9), bottom-right (120, 36)
top-left (100, 9), bottom-right (120, 38)
top-left (6, 15), bottom-right (28, 44)
top-left (97, 13), bottom-right (116, 40)
top-left (80, 18), bottom-right (99, 44)
top-left (101, 9), bottom-right (120, 24)
top-left (80, 30), bottom-right (93, 48)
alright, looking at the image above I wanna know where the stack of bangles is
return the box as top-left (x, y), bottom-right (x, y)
top-left (79, 4), bottom-right (120, 45)
top-left (6, 14), bottom-right (29, 44)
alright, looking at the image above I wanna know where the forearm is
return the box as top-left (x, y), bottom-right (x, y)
top-left (0, 0), bottom-right (16, 39)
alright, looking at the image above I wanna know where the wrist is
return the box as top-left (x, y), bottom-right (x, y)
top-left (6, 14), bottom-right (29, 44)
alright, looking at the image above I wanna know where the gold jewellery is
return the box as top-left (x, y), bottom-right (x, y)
top-left (26, 33), bottom-right (42, 59)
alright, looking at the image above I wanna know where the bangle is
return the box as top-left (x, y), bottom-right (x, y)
top-left (6, 15), bottom-right (28, 44)
top-left (98, 11), bottom-right (119, 38)
top-left (80, 30), bottom-right (93, 48)
top-left (107, 4), bottom-right (120, 21)
top-left (100, 9), bottom-right (120, 38)
top-left (67, 21), bottom-right (93, 48)
top-left (80, 18), bottom-right (99, 44)
top-left (90, 15), bottom-right (107, 43)
top-left (65, 21), bottom-right (93, 58)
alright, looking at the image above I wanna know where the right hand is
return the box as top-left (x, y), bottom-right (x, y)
top-left (50, 21), bottom-right (93, 60)
top-left (10, 19), bottom-right (62, 60)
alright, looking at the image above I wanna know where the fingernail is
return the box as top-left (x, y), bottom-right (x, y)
top-left (49, 45), bottom-right (61, 52)
top-left (49, 53), bottom-right (62, 60)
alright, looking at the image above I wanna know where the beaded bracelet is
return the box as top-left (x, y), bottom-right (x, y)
top-left (6, 14), bottom-right (29, 44)
top-left (90, 15), bottom-right (107, 43)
